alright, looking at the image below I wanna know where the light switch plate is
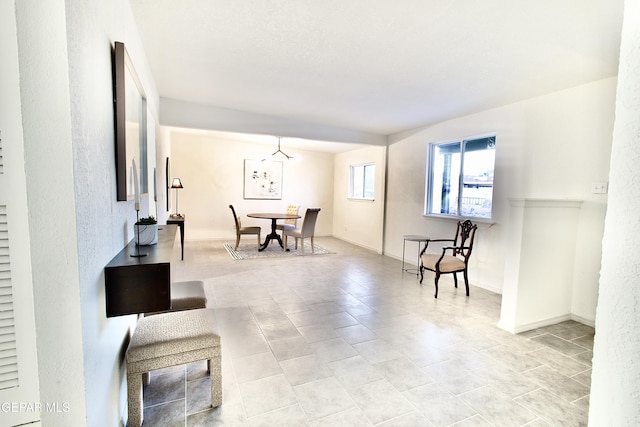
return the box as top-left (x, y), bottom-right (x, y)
top-left (591, 182), bottom-right (608, 194)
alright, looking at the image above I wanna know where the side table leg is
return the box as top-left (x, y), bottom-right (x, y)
top-left (179, 223), bottom-right (184, 260)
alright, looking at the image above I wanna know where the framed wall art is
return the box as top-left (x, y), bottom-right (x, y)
top-left (243, 159), bottom-right (283, 200)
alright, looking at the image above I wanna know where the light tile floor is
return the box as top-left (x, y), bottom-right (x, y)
top-left (140, 237), bottom-right (593, 426)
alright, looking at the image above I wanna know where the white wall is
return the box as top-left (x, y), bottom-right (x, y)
top-left (590, 0), bottom-right (640, 423)
top-left (169, 129), bottom-right (335, 242)
top-left (385, 78), bottom-right (616, 323)
top-left (15, 0), bottom-right (162, 425)
top-left (333, 146), bottom-right (387, 253)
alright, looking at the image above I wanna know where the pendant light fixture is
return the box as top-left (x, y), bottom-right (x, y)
top-left (272, 136), bottom-right (293, 160)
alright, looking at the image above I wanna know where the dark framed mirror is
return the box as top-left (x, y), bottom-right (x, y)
top-left (113, 41), bottom-right (148, 201)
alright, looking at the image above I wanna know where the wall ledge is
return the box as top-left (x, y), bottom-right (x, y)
top-left (508, 198), bottom-right (583, 208)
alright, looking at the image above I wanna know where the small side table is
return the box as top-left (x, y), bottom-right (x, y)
top-left (402, 235), bottom-right (429, 275)
top-left (167, 215), bottom-right (185, 260)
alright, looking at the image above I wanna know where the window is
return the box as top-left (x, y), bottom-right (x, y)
top-left (349, 163), bottom-right (375, 199)
top-left (426, 135), bottom-right (495, 219)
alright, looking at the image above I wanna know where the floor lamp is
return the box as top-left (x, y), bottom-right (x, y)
top-left (170, 178), bottom-right (184, 218)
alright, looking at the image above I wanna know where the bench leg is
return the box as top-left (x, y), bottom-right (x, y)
top-left (127, 373), bottom-right (143, 427)
top-left (210, 356), bottom-right (222, 407)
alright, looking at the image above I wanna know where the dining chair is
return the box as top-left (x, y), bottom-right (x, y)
top-left (419, 219), bottom-right (477, 298)
top-left (276, 204), bottom-right (300, 235)
top-left (228, 205), bottom-right (261, 250)
top-left (282, 208), bottom-right (321, 255)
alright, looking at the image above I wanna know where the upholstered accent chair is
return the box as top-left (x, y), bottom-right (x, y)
top-left (419, 219), bottom-right (477, 298)
top-left (282, 208), bottom-right (321, 255)
top-left (276, 204), bottom-right (300, 235)
top-left (229, 204), bottom-right (261, 250)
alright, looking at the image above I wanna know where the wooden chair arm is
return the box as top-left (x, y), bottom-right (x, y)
top-left (419, 239), bottom-right (455, 256)
top-left (442, 245), bottom-right (471, 258)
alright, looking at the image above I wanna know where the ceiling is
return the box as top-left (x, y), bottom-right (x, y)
top-left (130, 0), bottom-right (624, 145)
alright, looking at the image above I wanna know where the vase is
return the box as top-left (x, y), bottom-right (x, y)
top-left (135, 223), bottom-right (158, 245)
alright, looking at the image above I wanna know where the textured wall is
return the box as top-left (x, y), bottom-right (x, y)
top-left (16, 0), bottom-right (162, 425)
top-left (589, 0), bottom-right (640, 424)
top-left (15, 0), bottom-right (87, 425)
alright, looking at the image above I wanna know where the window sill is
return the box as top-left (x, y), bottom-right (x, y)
top-left (348, 197), bottom-right (375, 202)
top-left (424, 214), bottom-right (496, 227)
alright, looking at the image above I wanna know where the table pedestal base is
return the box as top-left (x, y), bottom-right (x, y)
top-left (259, 231), bottom-right (284, 251)
top-left (259, 218), bottom-right (284, 251)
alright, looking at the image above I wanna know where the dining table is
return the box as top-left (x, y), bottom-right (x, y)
top-left (247, 212), bottom-right (302, 251)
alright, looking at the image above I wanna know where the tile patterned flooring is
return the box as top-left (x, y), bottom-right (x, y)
top-left (140, 237), bottom-right (594, 426)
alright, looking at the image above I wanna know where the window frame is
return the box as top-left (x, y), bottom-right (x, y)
top-left (348, 162), bottom-right (376, 201)
top-left (425, 133), bottom-right (496, 220)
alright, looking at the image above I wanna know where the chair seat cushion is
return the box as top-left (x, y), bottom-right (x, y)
top-left (283, 227), bottom-right (302, 237)
top-left (126, 309), bottom-right (220, 363)
top-left (421, 254), bottom-right (465, 272)
top-left (239, 226), bottom-right (261, 234)
top-left (276, 224), bottom-right (296, 231)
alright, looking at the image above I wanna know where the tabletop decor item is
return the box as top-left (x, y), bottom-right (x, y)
top-left (135, 216), bottom-right (158, 246)
top-left (170, 178), bottom-right (184, 218)
top-left (131, 159), bottom-right (148, 257)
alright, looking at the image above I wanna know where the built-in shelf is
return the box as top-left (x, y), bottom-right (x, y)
top-left (104, 225), bottom-right (177, 317)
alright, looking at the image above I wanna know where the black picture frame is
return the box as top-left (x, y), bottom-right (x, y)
top-left (113, 41), bottom-right (148, 201)
top-left (165, 157), bottom-right (171, 211)
top-left (243, 159), bottom-right (283, 200)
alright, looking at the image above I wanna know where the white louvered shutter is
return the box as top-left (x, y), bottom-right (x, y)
top-left (0, 209), bottom-right (19, 391)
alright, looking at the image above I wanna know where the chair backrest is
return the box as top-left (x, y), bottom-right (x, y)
top-left (453, 219), bottom-right (477, 262)
top-left (299, 208), bottom-right (321, 238)
top-left (228, 204), bottom-right (241, 231)
top-left (284, 204), bottom-right (299, 226)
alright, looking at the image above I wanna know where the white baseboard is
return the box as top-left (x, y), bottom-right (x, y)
top-left (497, 312), bottom-right (596, 334)
top-left (570, 313), bottom-right (595, 328)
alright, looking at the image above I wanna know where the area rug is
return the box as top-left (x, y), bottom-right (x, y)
top-left (224, 241), bottom-right (334, 260)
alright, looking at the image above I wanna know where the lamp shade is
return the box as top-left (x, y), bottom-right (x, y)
top-left (171, 178), bottom-right (183, 189)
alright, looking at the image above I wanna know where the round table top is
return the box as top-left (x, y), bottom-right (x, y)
top-left (247, 213), bottom-right (301, 220)
top-left (403, 235), bottom-right (429, 241)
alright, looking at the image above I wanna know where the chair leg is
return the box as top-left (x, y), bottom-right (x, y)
top-left (301, 238), bottom-right (305, 255)
top-left (311, 236), bottom-right (315, 253)
top-left (283, 235), bottom-right (287, 251)
top-left (419, 265), bottom-right (424, 284)
top-left (234, 235), bottom-right (240, 251)
top-left (257, 233), bottom-right (261, 247)
top-left (463, 269), bottom-right (470, 296)
top-left (453, 273), bottom-right (458, 288)
top-left (434, 274), bottom-right (440, 298)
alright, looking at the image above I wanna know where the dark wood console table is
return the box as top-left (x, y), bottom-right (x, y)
top-left (104, 225), bottom-right (178, 317)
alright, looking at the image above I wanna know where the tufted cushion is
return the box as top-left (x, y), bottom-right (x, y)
top-left (126, 309), bottom-right (219, 363)
top-left (421, 254), bottom-right (465, 273)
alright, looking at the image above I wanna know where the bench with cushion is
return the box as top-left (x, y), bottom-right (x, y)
top-left (125, 309), bottom-right (221, 426)
top-left (146, 280), bottom-right (207, 315)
